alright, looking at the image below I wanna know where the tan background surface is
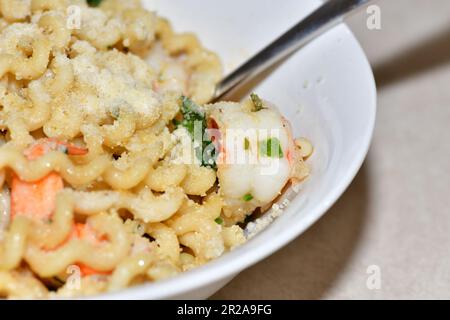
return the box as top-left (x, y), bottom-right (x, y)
top-left (212, 0), bottom-right (450, 299)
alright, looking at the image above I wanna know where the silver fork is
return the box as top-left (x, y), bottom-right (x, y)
top-left (213, 0), bottom-right (375, 102)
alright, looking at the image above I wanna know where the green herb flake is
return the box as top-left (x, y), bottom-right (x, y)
top-left (179, 96), bottom-right (217, 169)
top-left (214, 217), bottom-right (223, 225)
top-left (250, 93), bottom-right (264, 112)
top-left (87, 0), bottom-right (102, 7)
top-left (180, 96), bottom-right (205, 121)
top-left (244, 137), bottom-right (250, 150)
top-left (243, 193), bottom-right (254, 202)
top-left (259, 138), bottom-right (284, 158)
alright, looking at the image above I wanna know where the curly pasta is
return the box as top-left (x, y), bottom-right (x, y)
top-left (0, 145), bottom-right (180, 190)
top-left (0, 0), bottom-right (311, 299)
top-left (0, 217), bottom-right (30, 270)
top-left (146, 222), bottom-right (180, 264)
top-left (0, 271), bottom-right (48, 299)
top-left (0, 0), bottom-right (226, 294)
top-left (31, 0), bottom-right (68, 12)
top-left (38, 11), bottom-right (72, 53)
top-left (155, 18), bottom-right (222, 104)
top-left (0, 0), bottom-right (31, 22)
top-left (167, 194), bottom-right (228, 261)
top-left (68, 187), bottom-right (186, 223)
top-left (25, 212), bottom-right (132, 277)
top-left (0, 23), bottom-right (52, 80)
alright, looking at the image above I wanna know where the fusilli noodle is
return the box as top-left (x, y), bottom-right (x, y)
top-left (0, 0), bottom-right (243, 299)
top-left (0, 0), bottom-right (311, 299)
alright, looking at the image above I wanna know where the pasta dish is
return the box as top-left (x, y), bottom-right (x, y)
top-left (0, 0), bottom-right (312, 298)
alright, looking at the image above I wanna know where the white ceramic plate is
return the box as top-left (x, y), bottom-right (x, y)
top-left (100, 0), bottom-right (377, 299)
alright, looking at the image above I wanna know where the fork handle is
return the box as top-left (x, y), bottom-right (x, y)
top-left (213, 0), bottom-right (374, 100)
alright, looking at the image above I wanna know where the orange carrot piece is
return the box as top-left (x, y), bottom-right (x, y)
top-left (72, 223), bottom-right (112, 276)
top-left (10, 173), bottom-right (63, 220)
top-left (10, 139), bottom-right (76, 220)
top-left (58, 141), bottom-right (89, 156)
top-left (78, 264), bottom-right (112, 276)
top-left (24, 138), bottom-right (88, 159)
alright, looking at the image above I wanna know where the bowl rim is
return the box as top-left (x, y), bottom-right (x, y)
top-left (95, 22), bottom-right (377, 300)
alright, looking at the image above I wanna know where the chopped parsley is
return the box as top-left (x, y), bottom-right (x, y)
top-left (259, 137), bottom-right (284, 158)
top-left (179, 96), bottom-right (204, 134)
top-left (214, 217), bottom-right (223, 225)
top-left (179, 96), bottom-right (217, 169)
top-left (250, 93), bottom-right (264, 112)
top-left (243, 193), bottom-right (253, 202)
top-left (87, 0), bottom-right (102, 7)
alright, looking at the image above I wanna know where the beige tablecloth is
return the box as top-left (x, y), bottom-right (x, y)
top-left (212, 0), bottom-right (450, 299)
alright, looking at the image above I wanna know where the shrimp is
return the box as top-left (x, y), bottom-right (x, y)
top-left (206, 95), bottom-right (312, 223)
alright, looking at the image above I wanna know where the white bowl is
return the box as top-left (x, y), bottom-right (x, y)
top-left (101, 0), bottom-right (377, 299)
